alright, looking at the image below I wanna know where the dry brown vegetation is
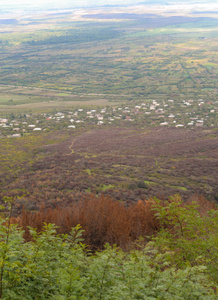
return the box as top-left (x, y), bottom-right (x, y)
top-left (11, 193), bottom-right (215, 250)
top-left (12, 194), bottom-right (159, 250)
top-left (1, 126), bottom-right (217, 216)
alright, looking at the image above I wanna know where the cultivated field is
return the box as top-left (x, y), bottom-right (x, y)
top-left (0, 6), bottom-right (217, 113)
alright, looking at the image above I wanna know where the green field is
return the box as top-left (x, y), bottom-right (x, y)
top-left (0, 92), bottom-right (123, 113)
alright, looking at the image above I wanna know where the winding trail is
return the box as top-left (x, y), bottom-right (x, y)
top-left (65, 139), bottom-right (75, 156)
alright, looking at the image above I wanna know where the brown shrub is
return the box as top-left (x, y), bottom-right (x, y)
top-left (12, 194), bottom-right (215, 250)
top-left (11, 194), bottom-right (160, 249)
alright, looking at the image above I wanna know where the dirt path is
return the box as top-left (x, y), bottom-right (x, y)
top-left (65, 139), bottom-right (75, 156)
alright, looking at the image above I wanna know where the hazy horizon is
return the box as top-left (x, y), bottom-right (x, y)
top-left (1, 0), bottom-right (140, 8)
top-left (0, 0), bottom-right (217, 9)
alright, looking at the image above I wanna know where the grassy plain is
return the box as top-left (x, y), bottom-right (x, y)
top-left (0, 9), bottom-right (217, 113)
top-left (0, 92), bottom-right (121, 113)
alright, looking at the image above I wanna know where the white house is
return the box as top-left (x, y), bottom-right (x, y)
top-left (33, 128), bottom-right (42, 131)
top-left (97, 121), bottom-right (104, 125)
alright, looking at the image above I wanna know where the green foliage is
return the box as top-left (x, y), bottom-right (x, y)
top-left (151, 195), bottom-right (218, 282)
top-left (0, 196), bottom-right (217, 299)
top-left (0, 221), bottom-right (86, 299)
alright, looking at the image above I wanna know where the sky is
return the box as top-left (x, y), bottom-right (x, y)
top-left (0, 0), bottom-right (137, 7)
top-left (0, 0), bottom-right (216, 9)
top-left (0, 0), bottom-right (146, 10)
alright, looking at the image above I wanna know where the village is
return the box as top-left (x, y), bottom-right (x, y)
top-left (0, 98), bottom-right (217, 138)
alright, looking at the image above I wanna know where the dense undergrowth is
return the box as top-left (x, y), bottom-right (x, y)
top-left (0, 195), bottom-right (217, 299)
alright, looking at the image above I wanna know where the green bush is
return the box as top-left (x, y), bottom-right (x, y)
top-left (137, 180), bottom-right (148, 189)
top-left (151, 195), bottom-right (218, 282)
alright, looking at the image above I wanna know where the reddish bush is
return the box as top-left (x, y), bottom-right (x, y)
top-left (11, 194), bottom-right (214, 250)
top-left (12, 194), bottom-right (160, 249)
